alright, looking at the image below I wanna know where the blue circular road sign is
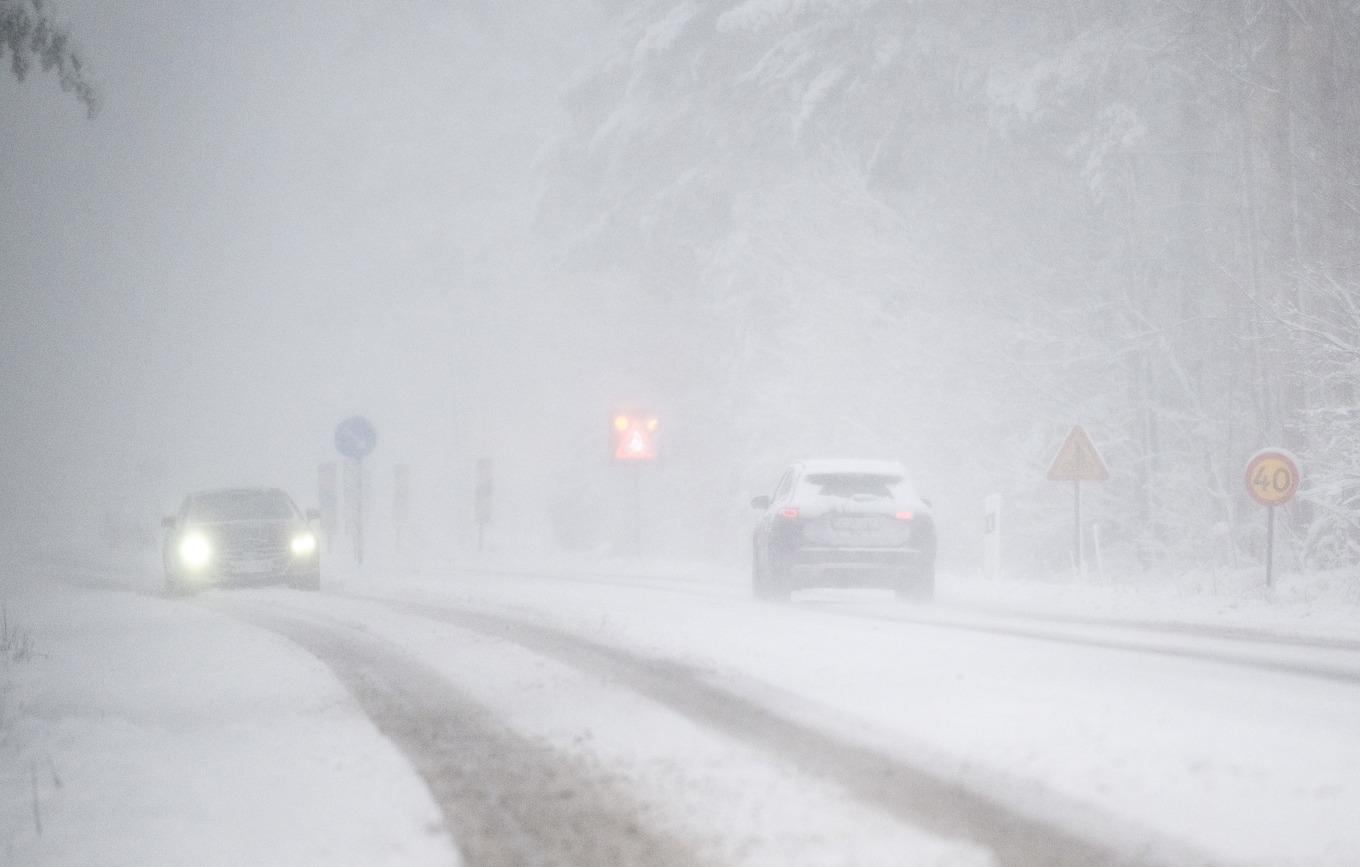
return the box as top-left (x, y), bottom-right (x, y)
top-left (334, 415), bottom-right (377, 460)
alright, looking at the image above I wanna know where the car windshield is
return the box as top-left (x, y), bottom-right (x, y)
top-left (803, 473), bottom-right (901, 499)
top-left (189, 489), bottom-right (295, 522)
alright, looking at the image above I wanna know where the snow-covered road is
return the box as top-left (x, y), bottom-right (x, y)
top-left (4, 555), bottom-right (1358, 866)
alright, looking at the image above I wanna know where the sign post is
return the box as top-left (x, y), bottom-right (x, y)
top-left (334, 415), bottom-right (377, 565)
top-left (393, 464), bottom-right (411, 553)
top-left (1046, 425), bottom-right (1109, 577)
top-left (1244, 448), bottom-right (1300, 588)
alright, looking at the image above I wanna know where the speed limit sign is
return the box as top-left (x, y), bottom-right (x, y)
top-left (1245, 448), bottom-right (1300, 589)
top-left (1244, 449), bottom-right (1300, 506)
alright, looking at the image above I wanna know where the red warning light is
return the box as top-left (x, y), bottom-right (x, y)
top-left (612, 413), bottom-right (658, 462)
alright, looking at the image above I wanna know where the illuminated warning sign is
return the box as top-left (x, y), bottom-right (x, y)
top-left (1046, 425), bottom-right (1109, 482)
top-left (612, 414), bottom-right (659, 462)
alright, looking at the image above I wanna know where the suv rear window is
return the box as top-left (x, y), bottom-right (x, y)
top-left (803, 473), bottom-right (901, 499)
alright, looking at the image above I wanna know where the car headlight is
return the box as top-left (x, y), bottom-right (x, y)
top-left (178, 533), bottom-right (212, 569)
top-left (290, 533), bottom-right (317, 556)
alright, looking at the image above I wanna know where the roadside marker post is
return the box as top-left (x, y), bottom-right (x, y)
top-left (475, 458), bottom-right (493, 554)
top-left (1244, 448), bottom-right (1300, 588)
top-left (393, 464), bottom-right (411, 553)
top-left (983, 493), bottom-right (1002, 580)
top-left (1046, 425), bottom-right (1109, 577)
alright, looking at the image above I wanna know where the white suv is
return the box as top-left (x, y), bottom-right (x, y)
top-left (750, 460), bottom-right (936, 602)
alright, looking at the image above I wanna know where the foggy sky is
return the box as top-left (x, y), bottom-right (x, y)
top-left (1, 1), bottom-right (601, 542)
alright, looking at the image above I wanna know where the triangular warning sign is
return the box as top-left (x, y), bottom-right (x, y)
top-left (1047, 425), bottom-right (1109, 481)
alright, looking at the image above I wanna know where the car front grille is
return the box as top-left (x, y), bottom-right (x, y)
top-left (213, 523), bottom-right (292, 574)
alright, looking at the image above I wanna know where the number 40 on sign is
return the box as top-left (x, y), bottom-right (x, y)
top-left (1245, 449), bottom-right (1300, 506)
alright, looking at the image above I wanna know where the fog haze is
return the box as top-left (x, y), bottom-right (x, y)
top-left (4, 4), bottom-right (1360, 865)
top-left (2, 2), bottom-right (603, 548)
top-left (5, 0), bottom-right (1359, 573)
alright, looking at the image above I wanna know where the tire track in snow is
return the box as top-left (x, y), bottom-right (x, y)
top-left (941, 603), bottom-right (1360, 653)
top-left (209, 599), bottom-right (699, 867)
top-left (453, 564), bottom-right (1360, 677)
top-left (800, 602), bottom-right (1360, 686)
top-left (375, 597), bottom-right (1208, 867)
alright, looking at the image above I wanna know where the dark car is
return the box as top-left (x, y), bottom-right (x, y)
top-left (162, 487), bottom-right (321, 594)
top-left (750, 460), bottom-right (936, 602)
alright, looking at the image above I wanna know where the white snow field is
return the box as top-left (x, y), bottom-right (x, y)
top-left (0, 557), bottom-right (457, 867)
top-left (4, 548), bottom-right (1358, 866)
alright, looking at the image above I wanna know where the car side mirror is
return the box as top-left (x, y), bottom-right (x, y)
top-left (161, 516), bottom-right (177, 529)
top-left (305, 508), bottom-right (320, 522)
top-left (749, 495), bottom-right (771, 510)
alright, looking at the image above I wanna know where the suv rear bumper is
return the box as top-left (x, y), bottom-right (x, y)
top-left (785, 546), bottom-right (928, 588)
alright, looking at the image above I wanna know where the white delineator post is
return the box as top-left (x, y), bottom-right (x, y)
top-left (983, 493), bottom-right (1002, 580)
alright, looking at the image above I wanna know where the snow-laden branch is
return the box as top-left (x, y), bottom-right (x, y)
top-left (0, 0), bottom-right (99, 116)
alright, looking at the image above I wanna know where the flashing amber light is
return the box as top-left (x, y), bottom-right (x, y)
top-left (779, 507), bottom-right (800, 519)
top-left (613, 415), bottom-right (630, 431)
top-left (645, 417), bottom-right (659, 432)
top-left (894, 510), bottom-right (914, 521)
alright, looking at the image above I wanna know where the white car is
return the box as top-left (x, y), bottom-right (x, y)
top-left (750, 460), bottom-right (936, 601)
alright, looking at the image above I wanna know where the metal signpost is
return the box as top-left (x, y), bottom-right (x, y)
top-left (393, 464), bottom-right (411, 553)
top-left (1046, 425), bottom-right (1109, 576)
top-left (1244, 448), bottom-right (1300, 588)
top-left (334, 415), bottom-right (377, 565)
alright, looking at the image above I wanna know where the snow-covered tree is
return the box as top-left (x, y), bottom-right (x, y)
top-left (539, 0), bottom-right (1360, 573)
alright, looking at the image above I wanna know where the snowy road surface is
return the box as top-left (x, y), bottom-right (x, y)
top-left (4, 556), bottom-right (1358, 866)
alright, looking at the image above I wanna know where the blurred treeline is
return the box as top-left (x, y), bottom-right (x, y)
top-left (535, 1), bottom-right (1360, 574)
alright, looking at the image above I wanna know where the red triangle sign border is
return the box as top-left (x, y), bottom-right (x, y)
top-left (1047, 425), bottom-right (1110, 482)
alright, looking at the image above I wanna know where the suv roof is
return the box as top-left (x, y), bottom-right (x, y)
top-left (794, 459), bottom-right (909, 477)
